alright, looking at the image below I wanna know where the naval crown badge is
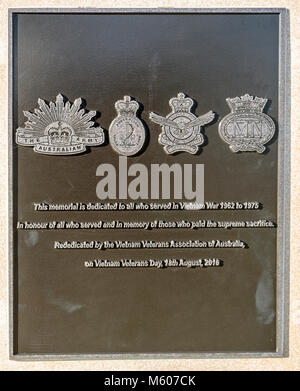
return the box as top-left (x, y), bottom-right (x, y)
top-left (16, 94), bottom-right (105, 155)
top-left (218, 94), bottom-right (275, 153)
top-left (109, 96), bottom-right (146, 156)
top-left (149, 92), bottom-right (215, 154)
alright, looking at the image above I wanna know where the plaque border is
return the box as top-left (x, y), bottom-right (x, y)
top-left (8, 7), bottom-right (290, 361)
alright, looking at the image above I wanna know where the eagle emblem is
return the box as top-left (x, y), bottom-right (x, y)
top-left (149, 92), bottom-right (215, 154)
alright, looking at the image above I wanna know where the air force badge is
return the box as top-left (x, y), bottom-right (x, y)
top-left (109, 96), bottom-right (146, 156)
top-left (149, 92), bottom-right (215, 154)
top-left (218, 94), bottom-right (275, 153)
top-left (16, 94), bottom-right (105, 155)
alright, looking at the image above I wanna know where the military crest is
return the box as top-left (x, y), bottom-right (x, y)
top-left (16, 94), bottom-right (105, 155)
top-left (149, 92), bottom-right (215, 154)
top-left (109, 96), bottom-right (146, 156)
top-left (218, 94), bottom-right (275, 153)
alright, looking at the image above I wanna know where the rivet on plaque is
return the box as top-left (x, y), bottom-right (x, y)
top-left (16, 94), bottom-right (105, 155)
top-left (218, 94), bottom-right (275, 153)
top-left (109, 96), bottom-right (146, 156)
top-left (149, 92), bottom-right (215, 154)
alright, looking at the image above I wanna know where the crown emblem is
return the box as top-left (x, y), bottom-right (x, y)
top-left (226, 94), bottom-right (268, 113)
top-left (218, 94), bottom-right (275, 153)
top-left (16, 94), bottom-right (105, 155)
top-left (47, 122), bottom-right (72, 145)
top-left (115, 95), bottom-right (139, 116)
top-left (109, 96), bottom-right (146, 156)
top-left (149, 92), bottom-right (215, 154)
top-left (169, 92), bottom-right (194, 113)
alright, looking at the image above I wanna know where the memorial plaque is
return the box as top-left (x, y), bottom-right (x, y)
top-left (9, 8), bottom-right (290, 359)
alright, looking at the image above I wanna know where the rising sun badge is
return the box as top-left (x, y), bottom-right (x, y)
top-left (16, 94), bottom-right (105, 155)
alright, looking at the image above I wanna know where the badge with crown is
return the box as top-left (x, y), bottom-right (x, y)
top-left (149, 92), bottom-right (215, 154)
top-left (16, 94), bottom-right (105, 155)
top-left (218, 94), bottom-right (275, 153)
top-left (109, 96), bottom-right (146, 156)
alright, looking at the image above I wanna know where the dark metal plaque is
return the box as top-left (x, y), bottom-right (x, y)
top-left (9, 8), bottom-right (290, 360)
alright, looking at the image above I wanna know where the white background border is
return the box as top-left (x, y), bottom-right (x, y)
top-left (1, 0), bottom-right (299, 371)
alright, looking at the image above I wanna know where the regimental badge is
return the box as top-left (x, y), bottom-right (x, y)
top-left (109, 96), bottom-right (146, 156)
top-left (16, 94), bottom-right (105, 155)
top-left (218, 94), bottom-right (275, 153)
top-left (149, 92), bottom-right (215, 154)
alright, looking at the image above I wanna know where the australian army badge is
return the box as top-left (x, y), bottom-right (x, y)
top-left (16, 94), bottom-right (105, 155)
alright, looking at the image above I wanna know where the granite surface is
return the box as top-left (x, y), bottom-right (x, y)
top-left (0, 0), bottom-right (299, 371)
